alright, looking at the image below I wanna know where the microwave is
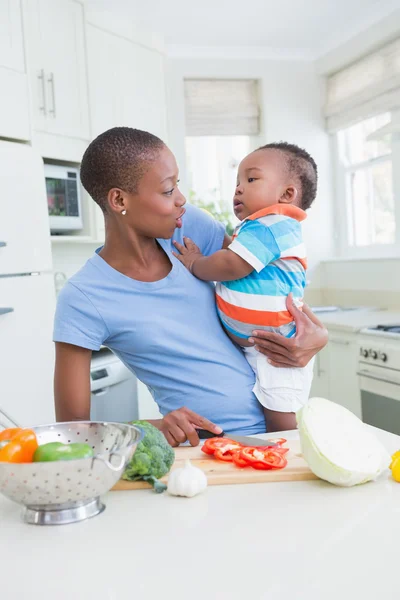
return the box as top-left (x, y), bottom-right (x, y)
top-left (45, 164), bottom-right (83, 233)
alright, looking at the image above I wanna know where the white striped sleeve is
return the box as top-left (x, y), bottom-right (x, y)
top-left (228, 239), bottom-right (264, 272)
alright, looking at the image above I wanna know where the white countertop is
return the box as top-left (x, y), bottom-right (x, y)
top-left (1, 428), bottom-right (400, 600)
top-left (318, 308), bottom-right (400, 333)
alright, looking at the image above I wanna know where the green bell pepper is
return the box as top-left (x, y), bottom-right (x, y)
top-left (33, 442), bottom-right (94, 462)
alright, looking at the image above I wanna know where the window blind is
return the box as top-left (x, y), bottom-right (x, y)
top-left (325, 37), bottom-right (400, 132)
top-left (184, 79), bottom-right (260, 136)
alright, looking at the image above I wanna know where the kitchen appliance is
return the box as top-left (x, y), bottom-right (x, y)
top-left (113, 438), bottom-right (317, 491)
top-left (358, 325), bottom-right (400, 435)
top-left (0, 141), bottom-right (56, 426)
top-left (0, 420), bottom-right (143, 525)
top-left (90, 349), bottom-right (139, 422)
top-left (44, 163), bottom-right (83, 233)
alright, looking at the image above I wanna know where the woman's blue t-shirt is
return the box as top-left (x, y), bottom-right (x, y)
top-left (53, 204), bottom-right (265, 435)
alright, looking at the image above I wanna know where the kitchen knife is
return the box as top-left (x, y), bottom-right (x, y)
top-left (228, 434), bottom-right (278, 447)
top-left (196, 429), bottom-right (278, 447)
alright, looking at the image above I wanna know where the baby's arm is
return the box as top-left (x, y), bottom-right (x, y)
top-left (173, 237), bottom-right (253, 281)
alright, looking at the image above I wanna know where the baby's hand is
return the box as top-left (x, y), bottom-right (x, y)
top-left (172, 237), bottom-right (203, 273)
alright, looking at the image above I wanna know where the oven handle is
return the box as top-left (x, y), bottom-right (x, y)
top-left (357, 370), bottom-right (400, 387)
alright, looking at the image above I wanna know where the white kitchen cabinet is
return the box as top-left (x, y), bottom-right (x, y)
top-left (0, 0), bottom-right (30, 140)
top-left (0, 0), bottom-right (25, 72)
top-left (311, 331), bottom-right (361, 417)
top-left (0, 273), bottom-right (56, 426)
top-left (327, 333), bottom-right (361, 417)
top-left (0, 141), bottom-right (52, 276)
top-left (137, 380), bottom-right (162, 420)
top-left (22, 0), bottom-right (90, 152)
top-left (310, 345), bottom-right (330, 399)
top-left (87, 25), bottom-right (168, 141)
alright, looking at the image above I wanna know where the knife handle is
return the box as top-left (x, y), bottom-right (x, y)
top-left (196, 429), bottom-right (225, 439)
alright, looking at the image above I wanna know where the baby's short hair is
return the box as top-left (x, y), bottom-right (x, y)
top-left (257, 142), bottom-right (318, 210)
top-left (80, 127), bottom-right (165, 212)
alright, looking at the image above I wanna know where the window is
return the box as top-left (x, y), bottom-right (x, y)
top-left (185, 135), bottom-right (251, 235)
top-left (336, 112), bottom-right (400, 255)
top-left (184, 79), bottom-right (260, 234)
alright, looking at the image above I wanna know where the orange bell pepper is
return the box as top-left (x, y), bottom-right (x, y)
top-left (0, 428), bottom-right (22, 442)
top-left (0, 428), bottom-right (38, 463)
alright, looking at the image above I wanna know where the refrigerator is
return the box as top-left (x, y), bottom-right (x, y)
top-left (0, 140), bottom-right (56, 426)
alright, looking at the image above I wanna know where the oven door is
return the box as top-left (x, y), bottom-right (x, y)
top-left (358, 365), bottom-right (400, 435)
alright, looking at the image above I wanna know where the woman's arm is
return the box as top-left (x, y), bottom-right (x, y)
top-left (249, 295), bottom-right (328, 368)
top-left (54, 342), bottom-right (92, 421)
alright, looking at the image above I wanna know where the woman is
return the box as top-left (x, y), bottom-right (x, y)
top-left (53, 127), bottom-right (327, 446)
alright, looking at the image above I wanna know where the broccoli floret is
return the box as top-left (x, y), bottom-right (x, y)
top-left (122, 421), bottom-right (175, 493)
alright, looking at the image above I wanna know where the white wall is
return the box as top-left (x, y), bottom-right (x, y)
top-left (166, 57), bottom-right (335, 274)
top-left (308, 258), bottom-right (400, 309)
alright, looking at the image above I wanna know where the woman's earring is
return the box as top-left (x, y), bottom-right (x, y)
top-left (121, 210), bottom-right (127, 216)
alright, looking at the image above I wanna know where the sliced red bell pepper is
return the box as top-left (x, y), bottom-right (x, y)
top-left (259, 446), bottom-right (289, 456)
top-left (213, 445), bottom-right (245, 462)
top-left (267, 438), bottom-right (287, 446)
top-left (240, 447), bottom-right (287, 470)
top-left (201, 438), bottom-right (242, 456)
top-left (232, 450), bottom-right (249, 468)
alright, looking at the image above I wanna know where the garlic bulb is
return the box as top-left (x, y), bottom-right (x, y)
top-left (167, 459), bottom-right (207, 498)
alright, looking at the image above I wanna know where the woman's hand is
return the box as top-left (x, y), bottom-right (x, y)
top-left (249, 294), bottom-right (328, 368)
top-left (150, 407), bottom-right (222, 447)
top-left (172, 237), bottom-right (203, 273)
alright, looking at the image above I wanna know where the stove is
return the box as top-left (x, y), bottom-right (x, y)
top-left (358, 325), bottom-right (400, 435)
top-left (359, 325), bottom-right (400, 365)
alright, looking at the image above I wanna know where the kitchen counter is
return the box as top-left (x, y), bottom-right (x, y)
top-left (318, 308), bottom-right (400, 333)
top-left (1, 429), bottom-right (400, 600)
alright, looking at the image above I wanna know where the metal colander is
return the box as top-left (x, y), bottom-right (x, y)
top-left (0, 421), bottom-right (143, 525)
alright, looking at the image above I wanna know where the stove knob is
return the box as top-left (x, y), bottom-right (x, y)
top-left (361, 348), bottom-right (368, 358)
top-left (370, 350), bottom-right (378, 359)
top-left (380, 352), bottom-right (388, 362)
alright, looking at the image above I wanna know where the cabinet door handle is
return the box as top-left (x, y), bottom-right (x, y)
top-left (37, 69), bottom-right (47, 115)
top-left (0, 242), bottom-right (6, 248)
top-left (48, 72), bottom-right (56, 117)
top-left (0, 307), bottom-right (14, 316)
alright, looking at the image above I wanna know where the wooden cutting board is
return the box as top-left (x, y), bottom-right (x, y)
top-left (112, 439), bottom-right (318, 491)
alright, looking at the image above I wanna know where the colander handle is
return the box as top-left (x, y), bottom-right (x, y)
top-left (95, 451), bottom-right (126, 472)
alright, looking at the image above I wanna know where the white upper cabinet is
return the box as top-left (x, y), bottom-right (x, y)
top-left (0, 0), bottom-right (30, 140)
top-left (87, 25), bottom-right (168, 241)
top-left (23, 0), bottom-right (90, 143)
top-left (0, 0), bottom-right (25, 71)
top-left (87, 25), bottom-right (168, 142)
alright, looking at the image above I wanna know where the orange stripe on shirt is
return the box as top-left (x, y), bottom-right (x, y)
top-left (281, 256), bottom-right (308, 270)
top-left (216, 294), bottom-right (294, 327)
top-left (247, 203), bottom-right (307, 223)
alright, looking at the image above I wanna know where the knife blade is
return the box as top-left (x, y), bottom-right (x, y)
top-left (228, 434), bottom-right (278, 447)
top-left (196, 429), bottom-right (277, 447)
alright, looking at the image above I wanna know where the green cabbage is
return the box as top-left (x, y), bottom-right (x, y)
top-left (297, 397), bottom-right (390, 487)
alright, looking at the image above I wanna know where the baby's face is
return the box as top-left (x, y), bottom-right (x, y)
top-left (234, 149), bottom-right (291, 220)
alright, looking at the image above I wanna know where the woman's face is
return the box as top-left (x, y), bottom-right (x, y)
top-left (123, 146), bottom-right (186, 239)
